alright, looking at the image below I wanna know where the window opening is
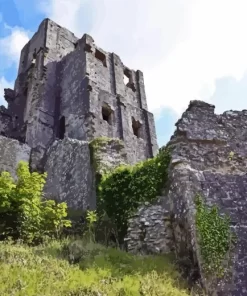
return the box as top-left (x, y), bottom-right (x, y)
top-left (95, 49), bottom-right (107, 67)
top-left (132, 117), bottom-right (141, 138)
top-left (102, 104), bottom-right (112, 124)
top-left (124, 68), bottom-right (136, 91)
top-left (124, 68), bottom-right (131, 85)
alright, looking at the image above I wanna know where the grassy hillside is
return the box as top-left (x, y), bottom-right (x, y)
top-left (0, 239), bottom-right (191, 296)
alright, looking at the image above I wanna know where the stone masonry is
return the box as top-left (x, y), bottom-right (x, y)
top-left (126, 100), bottom-right (247, 295)
top-left (0, 18), bottom-right (158, 213)
top-left (2, 18), bottom-right (158, 164)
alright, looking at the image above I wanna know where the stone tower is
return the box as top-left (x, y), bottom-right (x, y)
top-left (2, 18), bottom-right (158, 164)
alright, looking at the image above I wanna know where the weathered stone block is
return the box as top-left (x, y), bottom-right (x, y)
top-left (89, 137), bottom-right (128, 175)
top-left (0, 136), bottom-right (31, 177)
top-left (43, 138), bottom-right (96, 214)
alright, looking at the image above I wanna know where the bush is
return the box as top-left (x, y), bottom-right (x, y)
top-left (0, 161), bottom-right (71, 243)
top-left (98, 147), bottom-right (171, 242)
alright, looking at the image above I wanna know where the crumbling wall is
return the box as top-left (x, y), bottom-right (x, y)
top-left (126, 197), bottom-right (174, 254)
top-left (89, 137), bottom-right (128, 176)
top-left (127, 100), bottom-right (247, 295)
top-left (43, 138), bottom-right (95, 216)
top-left (0, 107), bottom-right (11, 136)
top-left (0, 136), bottom-right (31, 178)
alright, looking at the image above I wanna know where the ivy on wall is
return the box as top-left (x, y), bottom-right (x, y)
top-left (195, 194), bottom-right (236, 277)
top-left (97, 147), bottom-right (171, 242)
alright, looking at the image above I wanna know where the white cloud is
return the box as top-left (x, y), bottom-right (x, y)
top-left (0, 24), bottom-right (31, 68)
top-left (36, 0), bottom-right (247, 115)
top-left (0, 77), bottom-right (13, 106)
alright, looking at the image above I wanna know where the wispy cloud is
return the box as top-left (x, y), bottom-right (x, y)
top-left (39, 0), bottom-right (247, 116)
top-left (0, 24), bottom-right (31, 68)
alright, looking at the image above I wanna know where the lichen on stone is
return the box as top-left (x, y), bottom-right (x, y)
top-left (89, 137), bottom-right (127, 176)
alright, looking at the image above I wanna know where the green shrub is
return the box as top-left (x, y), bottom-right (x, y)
top-left (195, 194), bottom-right (236, 277)
top-left (0, 161), bottom-right (71, 243)
top-left (98, 148), bottom-right (171, 241)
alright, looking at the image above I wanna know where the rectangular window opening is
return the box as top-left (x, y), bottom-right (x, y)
top-left (132, 117), bottom-right (142, 138)
top-left (95, 49), bottom-right (107, 67)
top-left (124, 68), bottom-right (131, 85)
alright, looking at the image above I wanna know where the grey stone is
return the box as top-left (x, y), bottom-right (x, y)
top-left (0, 18), bottom-right (157, 214)
top-left (44, 138), bottom-right (95, 213)
top-left (126, 196), bottom-right (174, 254)
top-left (1, 18), bottom-right (157, 165)
top-left (0, 135), bottom-right (31, 178)
top-left (127, 100), bottom-right (247, 295)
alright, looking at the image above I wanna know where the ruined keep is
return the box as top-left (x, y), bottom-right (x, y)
top-left (1, 18), bottom-right (157, 162)
top-left (0, 18), bottom-right (158, 211)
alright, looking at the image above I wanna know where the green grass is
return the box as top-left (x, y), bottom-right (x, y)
top-left (0, 239), bottom-right (192, 296)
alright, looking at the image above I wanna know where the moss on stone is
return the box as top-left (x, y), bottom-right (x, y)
top-left (89, 137), bottom-right (126, 175)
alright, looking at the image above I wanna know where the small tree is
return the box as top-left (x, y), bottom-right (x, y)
top-left (0, 161), bottom-right (71, 243)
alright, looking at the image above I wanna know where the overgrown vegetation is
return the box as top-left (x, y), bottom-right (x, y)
top-left (97, 147), bottom-right (171, 241)
top-left (0, 159), bottom-right (195, 295)
top-left (0, 239), bottom-right (191, 296)
top-left (195, 194), bottom-right (235, 277)
top-left (0, 161), bottom-right (71, 243)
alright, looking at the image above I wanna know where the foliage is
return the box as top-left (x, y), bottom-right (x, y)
top-left (195, 194), bottom-right (235, 277)
top-left (0, 161), bottom-right (71, 243)
top-left (0, 238), bottom-right (191, 295)
top-left (98, 147), bottom-right (171, 241)
top-left (85, 210), bottom-right (98, 242)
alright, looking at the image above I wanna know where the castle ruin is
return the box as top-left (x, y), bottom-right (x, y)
top-left (2, 18), bottom-right (247, 295)
top-left (1, 18), bottom-right (158, 165)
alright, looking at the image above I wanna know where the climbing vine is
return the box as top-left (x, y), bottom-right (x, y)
top-left (98, 147), bottom-right (171, 242)
top-left (195, 194), bottom-right (235, 277)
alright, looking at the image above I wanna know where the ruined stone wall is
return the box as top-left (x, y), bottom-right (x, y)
top-left (89, 137), bottom-right (128, 175)
top-left (43, 138), bottom-right (95, 214)
top-left (0, 107), bottom-right (11, 136)
top-left (2, 18), bottom-right (158, 166)
top-left (24, 19), bottom-right (78, 150)
top-left (168, 101), bottom-right (247, 295)
top-left (127, 100), bottom-right (247, 295)
top-left (43, 137), bottom-right (128, 217)
top-left (58, 35), bottom-right (89, 141)
top-left (126, 197), bottom-right (174, 254)
top-left (0, 136), bottom-right (31, 178)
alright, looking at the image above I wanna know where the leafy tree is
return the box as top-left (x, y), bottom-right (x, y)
top-left (0, 161), bottom-right (71, 243)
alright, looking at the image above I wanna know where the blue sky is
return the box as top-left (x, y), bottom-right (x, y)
top-left (1, 0), bottom-right (247, 147)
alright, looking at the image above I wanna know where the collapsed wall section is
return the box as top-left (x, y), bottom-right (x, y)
top-left (167, 101), bottom-right (247, 294)
top-left (127, 100), bottom-right (247, 295)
